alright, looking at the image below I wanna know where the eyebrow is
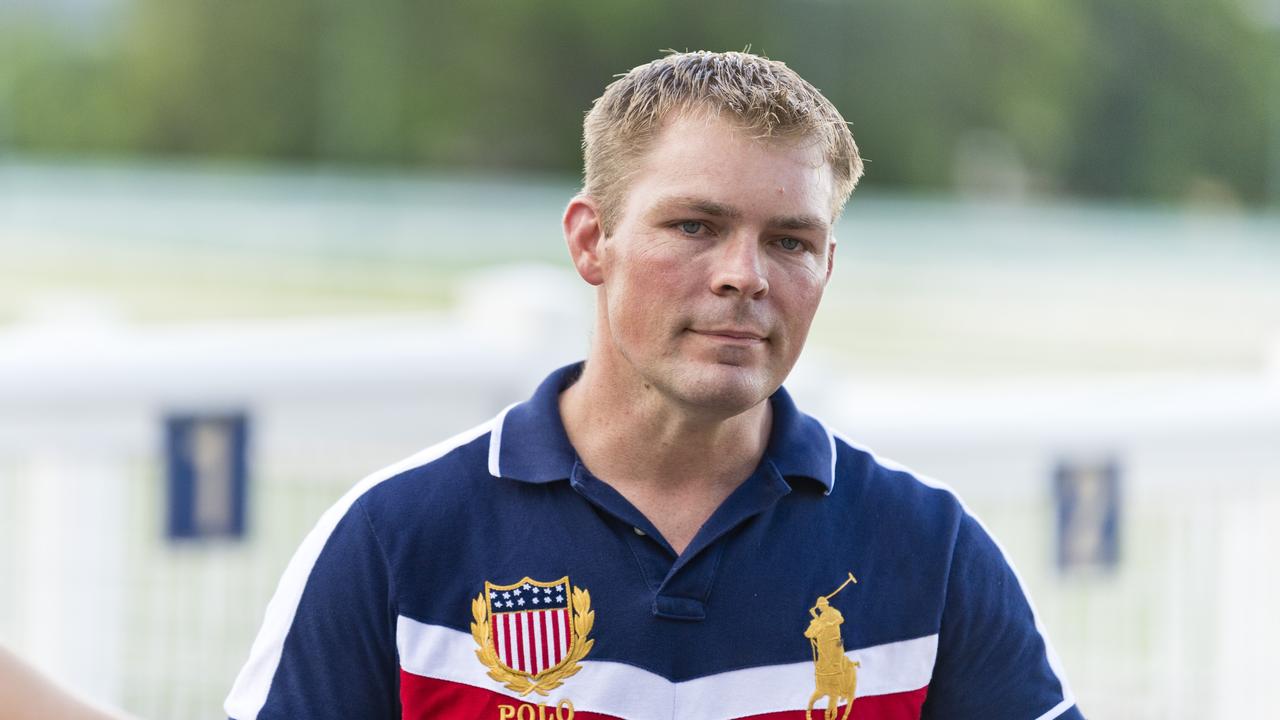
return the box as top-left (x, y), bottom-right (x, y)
top-left (654, 195), bottom-right (830, 234)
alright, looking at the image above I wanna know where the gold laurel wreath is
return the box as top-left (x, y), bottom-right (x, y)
top-left (471, 587), bottom-right (595, 696)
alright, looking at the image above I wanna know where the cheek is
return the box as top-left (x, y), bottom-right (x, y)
top-left (773, 271), bottom-right (827, 332)
top-left (605, 246), bottom-right (695, 335)
top-left (614, 243), bottom-right (697, 302)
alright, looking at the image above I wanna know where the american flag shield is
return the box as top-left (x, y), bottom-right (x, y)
top-left (485, 577), bottom-right (574, 677)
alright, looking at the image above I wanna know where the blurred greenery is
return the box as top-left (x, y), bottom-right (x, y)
top-left (0, 0), bottom-right (1276, 205)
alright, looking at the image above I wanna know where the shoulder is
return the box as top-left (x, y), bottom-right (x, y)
top-left (826, 429), bottom-right (969, 547)
top-left (819, 432), bottom-right (1079, 718)
top-left (348, 414), bottom-right (502, 521)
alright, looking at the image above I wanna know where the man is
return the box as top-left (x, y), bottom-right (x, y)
top-left (226, 51), bottom-right (1082, 720)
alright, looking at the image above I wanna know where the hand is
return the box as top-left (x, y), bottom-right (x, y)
top-left (0, 645), bottom-right (135, 720)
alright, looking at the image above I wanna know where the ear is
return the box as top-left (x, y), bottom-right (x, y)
top-left (564, 194), bottom-right (606, 286)
top-left (825, 236), bottom-right (837, 285)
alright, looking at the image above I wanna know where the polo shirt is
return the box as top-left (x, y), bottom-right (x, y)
top-left (225, 363), bottom-right (1082, 720)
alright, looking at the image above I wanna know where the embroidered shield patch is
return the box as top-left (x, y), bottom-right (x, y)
top-left (471, 576), bottom-right (595, 696)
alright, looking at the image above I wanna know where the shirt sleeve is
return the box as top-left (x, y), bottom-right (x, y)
top-left (922, 513), bottom-right (1084, 720)
top-left (225, 496), bottom-right (400, 720)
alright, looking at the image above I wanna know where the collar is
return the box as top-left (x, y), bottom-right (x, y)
top-left (488, 362), bottom-right (836, 494)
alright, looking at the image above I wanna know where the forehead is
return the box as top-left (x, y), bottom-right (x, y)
top-left (623, 113), bottom-right (835, 224)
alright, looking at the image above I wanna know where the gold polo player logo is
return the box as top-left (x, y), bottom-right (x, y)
top-left (471, 576), bottom-right (595, 696)
top-left (804, 573), bottom-right (860, 720)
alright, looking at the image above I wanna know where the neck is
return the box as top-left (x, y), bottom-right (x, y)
top-left (558, 356), bottom-right (772, 498)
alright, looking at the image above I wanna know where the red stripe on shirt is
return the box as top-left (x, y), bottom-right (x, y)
top-left (399, 671), bottom-right (929, 719)
top-left (502, 614), bottom-right (515, 672)
top-left (537, 610), bottom-right (549, 673)
top-left (539, 610), bottom-right (553, 669)
top-left (551, 609), bottom-right (563, 666)
top-left (516, 613), bottom-right (529, 673)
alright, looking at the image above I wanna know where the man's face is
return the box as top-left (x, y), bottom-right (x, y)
top-left (594, 112), bottom-right (835, 416)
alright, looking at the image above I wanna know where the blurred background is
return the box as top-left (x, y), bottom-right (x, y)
top-left (1, 0), bottom-right (1279, 718)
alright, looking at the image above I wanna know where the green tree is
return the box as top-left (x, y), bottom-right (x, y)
top-left (1, 0), bottom-right (1275, 206)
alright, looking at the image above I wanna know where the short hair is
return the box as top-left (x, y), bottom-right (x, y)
top-left (582, 50), bottom-right (863, 235)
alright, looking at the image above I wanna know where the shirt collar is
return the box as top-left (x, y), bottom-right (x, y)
top-left (488, 362), bottom-right (836, 494)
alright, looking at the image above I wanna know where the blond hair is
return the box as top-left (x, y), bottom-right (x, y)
top-left (582, 50), bottom-right (863, 235)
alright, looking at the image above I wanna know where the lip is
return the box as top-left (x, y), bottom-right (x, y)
top-left (688, 328), bottom-right (768, 344)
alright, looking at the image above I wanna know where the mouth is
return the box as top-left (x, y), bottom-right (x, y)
top-left (688, 328), bottom-right (769, 345)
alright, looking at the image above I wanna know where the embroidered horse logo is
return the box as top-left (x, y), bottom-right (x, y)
top-left (805, 573), bottom-right (859, 720)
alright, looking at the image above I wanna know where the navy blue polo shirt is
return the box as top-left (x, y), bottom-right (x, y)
top-left (226, 363), bottom-right (1082, 720)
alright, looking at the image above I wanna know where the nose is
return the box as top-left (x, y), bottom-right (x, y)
top-left (710, 236), bottom-right (769, 299)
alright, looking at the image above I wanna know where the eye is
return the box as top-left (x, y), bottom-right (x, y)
top-left (677, 221), bottom-right (705, 235)
top-left (778, 237), bottom-right (804, 252)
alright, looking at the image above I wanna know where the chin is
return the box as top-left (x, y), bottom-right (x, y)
top-left (665, 362), bottom-right (778, 416)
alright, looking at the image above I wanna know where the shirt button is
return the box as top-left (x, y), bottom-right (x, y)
top-left (633, 527), bottom-right (646, 536)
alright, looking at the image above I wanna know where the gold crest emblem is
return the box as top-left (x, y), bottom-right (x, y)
top-left (471, 576), bottom-right (595, 696)
top-left (804, 572), bottom-right (860, 720)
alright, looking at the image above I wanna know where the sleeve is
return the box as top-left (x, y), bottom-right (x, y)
top-left (921, 513), bottom-right (1084, 720)
top-left (224, 496), bottom-right (400, 720)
